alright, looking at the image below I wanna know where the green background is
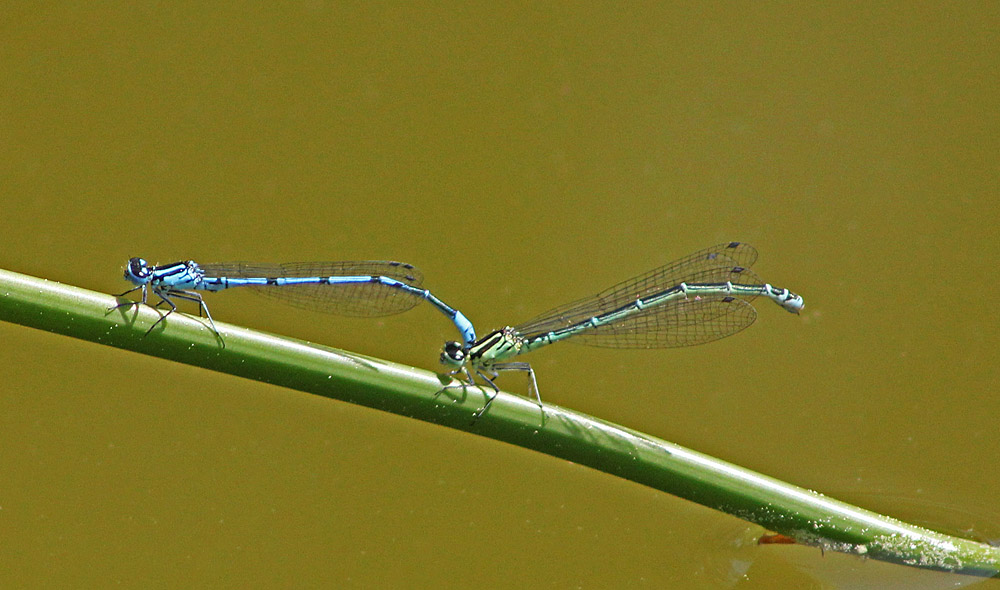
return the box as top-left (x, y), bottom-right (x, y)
top-left (2, 4), bottom-right (998, 588)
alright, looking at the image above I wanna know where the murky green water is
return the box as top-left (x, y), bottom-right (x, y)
top-left (2, 4), bottom-right (998, 587)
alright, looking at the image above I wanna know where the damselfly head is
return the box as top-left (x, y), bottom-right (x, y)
top-left (440, 340), bottom-right (466, 368)
top-left (124, 257), bottom-right (151, 285)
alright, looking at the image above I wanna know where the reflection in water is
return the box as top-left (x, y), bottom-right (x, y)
top-left (761, 543), bottom-right (994, 589)
top-left (839, 490), bottom-right (1000, 549)
top-left (702, 506), bottom-right (998, 589)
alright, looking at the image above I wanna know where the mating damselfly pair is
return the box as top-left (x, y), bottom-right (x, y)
top-left (113, 242), bottom-right (803, 416)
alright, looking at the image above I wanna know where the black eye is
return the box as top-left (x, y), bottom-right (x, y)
top-left (442, 341), bottom-right (465, 362)
top-left (128, 258), bottom-right (150, 279)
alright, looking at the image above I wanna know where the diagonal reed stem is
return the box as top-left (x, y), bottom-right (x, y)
top-left (0, 267), bottom-right (997, 577)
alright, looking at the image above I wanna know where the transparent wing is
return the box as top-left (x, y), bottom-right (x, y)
top-left (515, 242), bottom-right (760, 338)
top-left (199, 261), bottom-right (425, 317)
top-left (563, 295), bottom-right (758, 349)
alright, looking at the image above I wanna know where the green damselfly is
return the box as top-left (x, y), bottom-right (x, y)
top-left (440, 241), bottom-right (803, 417)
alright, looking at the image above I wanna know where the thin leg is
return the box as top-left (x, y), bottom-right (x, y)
top-left (470, 371), bottom-right (501, 421)
top-left (111, 286), bottom-right (223, 346)
top-left (108, 284), bottom-right (146, 312)
top-left (490, 362), bottom-right (543, 409)
top-left (469, 362), bottom-right (544, 423)
top-left (434, 367), bottom-right (492, 423)
top-left (462, 366), bottom-right (476, 387)
top-left (159, 289), bottom-right (219, 337)
top-left (438, 367), bottom-right (476, 393)
top-left (436, 366), bottom-right (476, 391)
top-left (145, 289), bottom-right (180, 335)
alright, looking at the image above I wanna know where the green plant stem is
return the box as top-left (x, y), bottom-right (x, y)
top-left (1, 267), bottom-right (997, 577)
